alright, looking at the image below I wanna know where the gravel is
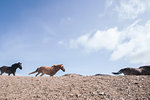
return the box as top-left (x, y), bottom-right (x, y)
top-left (0, 74), bottom-right (150, 100)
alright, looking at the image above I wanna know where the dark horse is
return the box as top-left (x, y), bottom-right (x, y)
top-left (0, 62), bottom-right (22, 76)
top-left (112, 66), bottom-right (150, 75)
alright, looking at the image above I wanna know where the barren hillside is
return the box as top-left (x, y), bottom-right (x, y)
top-left (0, 74), bottom-right (150, 100)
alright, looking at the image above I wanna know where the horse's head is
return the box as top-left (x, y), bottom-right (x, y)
top-left (59, 64), bottom-right (65, 72)
top-left (53, 64), bottom-right (65, 72)
top-left (16, 62), bottom-right (22, 70)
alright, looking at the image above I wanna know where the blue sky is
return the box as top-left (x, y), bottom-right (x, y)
top-left (1, 0), bottom-right (150, 76)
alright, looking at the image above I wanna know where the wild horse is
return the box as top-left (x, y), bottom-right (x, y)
top-left (112, 66), bottom-right (150, 75)
top-left (0, 62), bottom-right (22, 76)
top-left (29, 64), bottom-right (65, 77)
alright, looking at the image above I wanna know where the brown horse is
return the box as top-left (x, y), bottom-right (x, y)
top-left (0, 62), bottom-right (22, 76)
top-left (29, 64), bottom-right (65, 77)
top-left (112, 67), bottom-right (150, 75)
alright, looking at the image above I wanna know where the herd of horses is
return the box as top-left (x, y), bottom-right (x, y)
top-left (0, 62), bottom-right (150, 76)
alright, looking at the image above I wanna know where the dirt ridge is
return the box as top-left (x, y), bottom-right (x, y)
top-left (0, 74), bottom-right (150, 100)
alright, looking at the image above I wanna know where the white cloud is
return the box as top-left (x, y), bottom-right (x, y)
top-left (70, 28), bottom-right (121, 52)
top-left (115, 0), bottom-right (150, 19)
top-left (105, 0), bottom-right (114, 8)
top-left (70, 20), bottom-right (150, 64)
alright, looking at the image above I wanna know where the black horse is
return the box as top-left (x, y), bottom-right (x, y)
top-left (0, 62), bottom-right (22, 76)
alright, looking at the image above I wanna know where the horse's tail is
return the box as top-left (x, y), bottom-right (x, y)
top-left (28, 68), bottom-right (39, 75)
top-left (112, 70), bottom-right (123, 75)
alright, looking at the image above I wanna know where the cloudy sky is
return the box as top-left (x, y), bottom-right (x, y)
top-left (1, 0), bottom-right (150, 76)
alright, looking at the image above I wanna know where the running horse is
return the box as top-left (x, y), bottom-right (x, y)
top-left (0, 62), bottom-right (22, 76)
top-left (112, 66), bottom-right (150, 75)
top-left (29, 64), bottom-right (65, 77)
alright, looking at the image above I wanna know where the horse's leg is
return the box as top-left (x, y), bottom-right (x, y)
top-left (35, 72), bottom-right (40, 77)
top-left (0, 72), bottom-right (4, 75)
top-left (13, 73), bottom-right (15, 76)
top-left (8, 73), bottom-right (11, 76)
top-left (40, 73), bottom-right (44, 76)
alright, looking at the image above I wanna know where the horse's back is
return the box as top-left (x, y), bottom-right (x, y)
top-left (0, 66), bottom-right (9, 70)
top-left (38, 66), bottom-right (51, 73)
top-left (139, 65), bottom-right (150, 75)
top-left (139, 65), bottom-right (150, 71)
top-left (121, 68), bottom-right (141, 75)
top-left (39, 66), bottom-right (51, 70)
top-left (139, 65), bottom-right (150, 69)
top-left (0, 66), bottom-right (11, 73)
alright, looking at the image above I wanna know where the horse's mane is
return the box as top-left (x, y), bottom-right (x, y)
top-left (11, 62), bottom-right (21, 67)
top-left (52, 64), bottom-right (63, 67)
top-left (11, 63), bottom-right (18, 67)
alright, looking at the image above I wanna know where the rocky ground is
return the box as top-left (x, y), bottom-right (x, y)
top-left (0, 74), bottom-right (150, 100)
